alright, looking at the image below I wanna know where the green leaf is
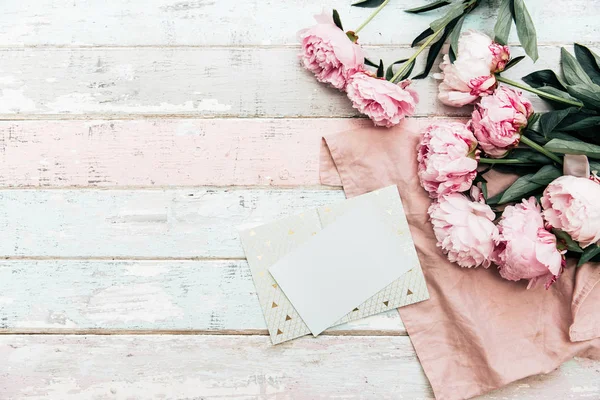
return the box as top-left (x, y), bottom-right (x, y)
top-left (489, 164), bottom-right (560, 205)
top-left (502, 56), bottom-right (525, 72)
top-left (481, 181), bottom-right (488, 201)
top-left (546, 130), bottom-right (586, 142)
top-left (544, 138), bottom-right (600, 159)
top-left (553, 229), bottom-right (584, 253)
top-left (414, 16), bottom-right (460, 79)
top-left (522, 69), bottom-right (567, 91)
top-left (529, 164), bottom-right (561, 185)
top-left (494, 0), bottom-right (513, 45)
top-left (578, 245), bottom-right (600, 267)
top-left (497, 173), bottom-right (541, 204)
top-left (539, 107), bottom-right (578, 135)
top-left (449, 45), bottom-right (457, 63)
top-left (351, 0), bottom-right (386, 8)
top-left (566, 83), bottom-right (600, 109)
top-left (430, 1), bottom-right (464, 32)
top-left (406, 0), bottom-right (451, 13)
top-left (559, 116), bottom-right (600, 131)
top-left (376, 59), bottom-right (384, 78)
top-left (574, 43), bottom-right (600, 85)
top-left (561, 47), bottom-right (594, 86)
top-left (332, 9), bottom-right (343, 30)
top-left (449, 15), bottom-right (466, 59)
top-left (411, 27), bottom-right (434, 48)
top-left (386, 59), bottom-right (413, 81)
top-left (473, 174), bottom-right (488, 201)
top-left (538, 86), bottom-right (581, 107)
top-left (513, 0), bottom-right (538, 61)
top-left (509, 148), bottom-right (553, 164)
top-left (364, 58), bottom-right (379, 68)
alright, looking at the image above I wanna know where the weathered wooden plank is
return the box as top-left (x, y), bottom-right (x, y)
top-left (0, 118), bottom-right (367, 188)
top-left (0, 46), bottom-right (577, 118)
top-left (0, 188), bottom-right (345, 258)
top-left (0, 259), bottom-right (404, 333)
top-left (0, 335), bottom-right (598, 399)
top-left (0, 0), bottom-right (597, 46)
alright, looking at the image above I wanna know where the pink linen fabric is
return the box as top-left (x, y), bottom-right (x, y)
top-left (319, 119), bottom-right (600, 400)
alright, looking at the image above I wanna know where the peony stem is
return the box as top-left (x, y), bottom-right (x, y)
top-left (479, 158), bottom-right (532, 164)
top-left (496, 76), bottom-right (584, 108)
top-left (354, 0), bottom-right (391, 34)
top-left (390, 27), bottom-right (443, 83)
top-left (519, 135), bottom-right (564, 165)
top-left (389, 0), bottom-right (479, 83)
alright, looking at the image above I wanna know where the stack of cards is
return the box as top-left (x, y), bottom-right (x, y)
top-left (239, 185), bottom-right (429, 344)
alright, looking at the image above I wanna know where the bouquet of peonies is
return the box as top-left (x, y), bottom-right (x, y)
top-left (299, 1), bottom-right (600, 289)
top-left (419, 30), bottom-right (600, 289)
top-left (298, 0), bottom-right (538, 127)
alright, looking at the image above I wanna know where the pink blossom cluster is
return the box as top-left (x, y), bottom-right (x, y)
top-left (417, 30), bottom-right (600, 289)
top-left (298, 12), bottom-right (418, 128)
top-left (435, 30), bottom-right (510, 107)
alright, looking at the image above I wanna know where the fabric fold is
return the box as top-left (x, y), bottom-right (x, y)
top-left (319, 119), bottom-right (600, 400)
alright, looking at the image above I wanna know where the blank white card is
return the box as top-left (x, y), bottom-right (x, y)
top-left (269, 203), bottom-right (413, 336)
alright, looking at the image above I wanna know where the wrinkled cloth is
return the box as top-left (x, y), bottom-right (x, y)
top-left (319, 119), bottom-right (600, 400)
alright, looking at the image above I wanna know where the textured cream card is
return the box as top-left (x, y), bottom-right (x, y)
top-left (269, 203), bottom-right (414, 336)
top-left (239, 185), bottom-right (429, 345)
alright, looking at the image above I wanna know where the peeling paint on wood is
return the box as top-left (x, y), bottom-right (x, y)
top-left (0, 118), bottom-right (377, 188)
top-left (0, 0), bottom-right (597, 46)
top-left (0, 335), bottom-right (598, 399)
top-left (0, 46), bottom-right (583, 118)
top-left (0, 188), bottom-right (345, 258)
top-left (0, 259), bottom-right (404, 332)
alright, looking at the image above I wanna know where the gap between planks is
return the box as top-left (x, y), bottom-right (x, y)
top-left (0, 329), bottom-right (404, 336)
top-left (0, 185), bottom-right (342, 191)
top-left (0, 43), bottom-right (592, 50)
top-left (0, 114), bottom-right (464, 121)
top-left (0, 45), bottom-right (580, 118)
top-left (0, 256), bottom-right (250, 261)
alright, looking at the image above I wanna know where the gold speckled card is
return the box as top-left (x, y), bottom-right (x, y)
top-left (239, 185), bottom-right (429, 345)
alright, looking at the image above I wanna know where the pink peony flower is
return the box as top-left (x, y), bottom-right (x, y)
top-left (493, 197), bottom-right (564, 289)
top-left (428, 193), bottom-right (499, 268)
top-left (468, 86), bottom-right (534, 158)
top-left (417, 122), bottom-right (480, 198)
top-left (298, 11), bottom-right (365, 90)
top-left (457, 30), bottom-right (511, 73)
top-left (435, 55), bottom-right (497, 107)
top-left (541, 175), bottom-right (600, 248)
top-left (346, 73), bottom-right (419, 128)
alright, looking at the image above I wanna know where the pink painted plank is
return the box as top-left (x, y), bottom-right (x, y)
top-left (0, 119), bottom-right (434, 188)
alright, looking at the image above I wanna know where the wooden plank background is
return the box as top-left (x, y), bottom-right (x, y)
top-left (0, 0), bottom-right (599, 398)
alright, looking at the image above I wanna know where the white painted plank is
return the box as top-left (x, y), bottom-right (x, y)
top-left (0, 259), bottom-right (404, 333)
top-left (0, 335), bottom-right (598, 399)
top-left (0, 46), bottom-right (579, 117)
top-left (0, 188), bottom-right (345, 258)
top-left (0, 0), bottom-right (597, 46)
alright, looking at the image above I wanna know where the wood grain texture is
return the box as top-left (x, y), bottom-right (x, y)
top-left (0, 188), bottom-right (345, 258)
top-left (0, 46), bottom-right (581, 118)
top-left (0, 118), bottom-right (365, 188)
top-left (0, 335), bottom-right (598, 399)
top-left (0, 259), bottom-right (404, 333)
top-left (0, 0), bottom-right (598, 46)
